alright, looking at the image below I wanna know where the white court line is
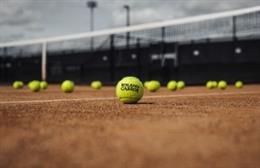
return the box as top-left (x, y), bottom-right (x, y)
top-left (0, 91), bottom-right (259, 105)
top-left (144, 91), bottom-right (260, 99)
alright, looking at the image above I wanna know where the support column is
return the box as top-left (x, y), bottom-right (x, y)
top-left (41, 42), bottom-right (47, 81)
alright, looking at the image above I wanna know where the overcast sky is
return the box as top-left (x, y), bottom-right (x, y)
top-left (1, 0), bottom-right (260, 43)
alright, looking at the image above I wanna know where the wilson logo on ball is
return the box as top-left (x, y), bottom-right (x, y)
top-left (121, 83), bottom-right (139, 92)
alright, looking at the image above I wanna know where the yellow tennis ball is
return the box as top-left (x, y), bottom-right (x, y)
top-left (177, 81), bottom-right (185, 90)
top-left (116, 76), bottom-right (144, 104)
top-left (206, 81), bottom-right (214, 89)
top-left (28, 80), bottom-right (41, 92)
top-left (144, 81), bottom-right (150, 89)
top-left (211, 81), bottom-right (218, 88)
top-left (91, 81), bottom-right (102, 90)
top-left (147, 80), bottom-right (160, 92)
top-left (40, 81), bottom-right (48, 90)
top-left (218, 80), bottom-right (227, 90)
top-left (235, 81), bottom-right (243, 89)
top-left (167, 80), bottom-right (177, 91)
top-left (13, 81), bottom-right (24, 89)
top-left (61, 80), bottom-right (74, 93)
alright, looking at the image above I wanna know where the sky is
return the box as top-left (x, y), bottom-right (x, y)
top-left (1, 0), bottom-right (260, 43)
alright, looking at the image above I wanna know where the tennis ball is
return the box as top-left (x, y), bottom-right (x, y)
top-left (167, 80), bottom-right (177, 91)
top-left (28, 80), bottom-right (41, 92)
top-left (218, 80), bottom-right (227, 90)
top-left (144, 81), bottom-right (150, 89)
top-left (13, 81), bottom-right (24, 89)
top-left (116, 76), bottom-right (144, 104)
top-left (235, 81), bottom-right (243, 89)
top-left (211, 81), bottom-right (218, 88)
top-left (91, 81), bottom-right (102, 90)
top-left (147, 80), bottom-right (160, 92)
top-left (177, 81), bottom-right (185, 90)
top-left (206, 81), bottom-right (214, 89)
top-left (40, 81), bottom-right (48, 90)
top-left (61, 80), bottom-right (74, 93)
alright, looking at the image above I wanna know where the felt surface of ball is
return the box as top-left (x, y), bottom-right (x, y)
top-left (40, 81), bottom-right (48, 90)
top-left (206, 81), bottom-right (214, 89)
top-left (144, 81), bottom-right (150, 89)
top-left (167, 80), bottom-right (177, 91)
top-left (147, 80), bottom-right (160, 92)
top-left (13, 81), bottom-right (24, 89)
top-left (116, 76), bottom-right (144, 104)
top-left (177, 81), bottom-right (185, 90)
top-left (61, 80), bottom-right (74, 93)
top-left (211, 81), bottom-right (218, 88)
top-left (235, 81), bottom-right (243, 89)
top-left (218, 80), bottom-right (227, 90)
top-left (91, 81), bottom-right (102, 90)
top-left (28, 81), bottom-right (41, 92)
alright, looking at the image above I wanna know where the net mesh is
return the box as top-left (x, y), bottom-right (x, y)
top-left (1, 7), bottom-right (260, 83)
top-left (1, 7), bottom-right (260, 55)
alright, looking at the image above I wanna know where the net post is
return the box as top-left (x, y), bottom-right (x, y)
top-left (41, 42), bottom-right (47, 81)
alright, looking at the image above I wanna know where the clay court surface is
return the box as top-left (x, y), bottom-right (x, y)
top-left (0, 85), bottom-right (260, 168)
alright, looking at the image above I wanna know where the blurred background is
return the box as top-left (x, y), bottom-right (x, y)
top-left (1, 0), bottom-right (260, 84)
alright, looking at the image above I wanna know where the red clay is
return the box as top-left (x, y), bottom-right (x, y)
top-left (0, 85), bottom-right (260, 168)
